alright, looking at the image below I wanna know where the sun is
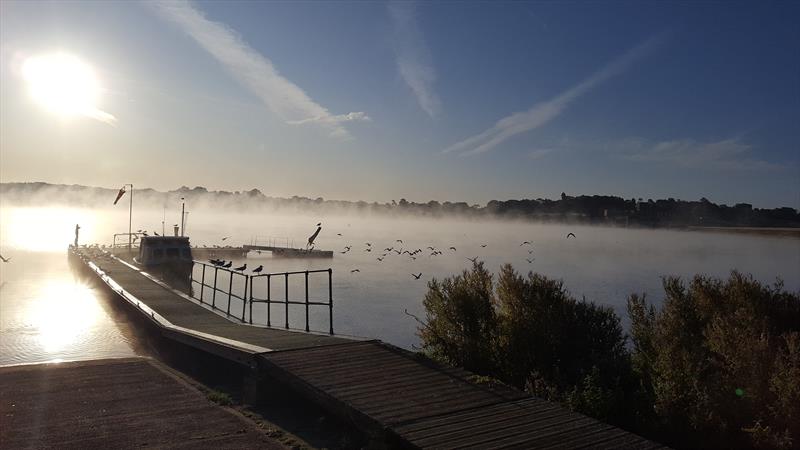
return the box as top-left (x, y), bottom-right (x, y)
top-left (21, 53), bottom-right (116, 124)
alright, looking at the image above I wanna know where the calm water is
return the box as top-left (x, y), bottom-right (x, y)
top-left (1, 206), bottom-right (798, 362)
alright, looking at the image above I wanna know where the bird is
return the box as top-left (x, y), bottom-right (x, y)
top-left (520, 241), bottom-right (531, 246)
top-left (480, 244), bottom-right (488, 248)
top-left (153, 231), bottom-right (160, 236)
top-left (528, 249), bottom-right (534, 254)
top-left (526, 258), bottom-right (534, 263)
top-left (208, 258), bottom-right (219, 265)
top-left (340, 251), bottom-right (348, 254)
top-left (350, 269), bottom-right (360, 273)
top-left (221, 236), bottom-right (230, 241)
top-left (394, 249), bottom-right (402, 255)
top-left (337, 233), bottom-right (342, 236)
top-left (223, 261), bottom-right (233, 268)
top-left (409, 256), bottom-right (417, 260)
top-left (467, 257), bottom-right (478, 263)
top-left (0, 254), bottom-right (10, 263)
top-left (412, 273), bottom-right (422, 279)
top-left (233, 263), bottom-right (247, 271)
top-left (364, 248), bottom-right (372, 252)
top-left (377, 257), bottom-right (384, 261)
top-left (566, 232), bottom-right (576, 239)
top-left (365, 242), bottom-right (372, 247)
top-left (427, 246), bottom-right (435, 250)
top-left (449, 247), bottom-right (457, 251)
top-left (344, 246), bottom-right (351, 251)
top-left (384, 247), bottom-right (393, 252)
top-left (396, 239), bottom-right (403, 243)
top-left (307, 225), bottom-right (322, 249)
top-left (252, 265), bottom-right (263, 273)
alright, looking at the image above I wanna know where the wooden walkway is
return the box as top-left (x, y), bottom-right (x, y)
top-left (71, 247), bottom-right (664, 449)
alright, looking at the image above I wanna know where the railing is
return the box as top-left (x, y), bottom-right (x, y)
top-left (249, 269), bottom-right (333, 334)
top-left (250, 235), bottom-right (295, 248)
top-left (189, 261), bottom-right (333, 334)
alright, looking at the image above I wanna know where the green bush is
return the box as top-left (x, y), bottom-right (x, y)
top-left (628, 272), bottom-right (800, 449)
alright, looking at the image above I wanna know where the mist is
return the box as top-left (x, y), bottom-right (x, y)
top-left (2, 184), bottom-right (798, 349)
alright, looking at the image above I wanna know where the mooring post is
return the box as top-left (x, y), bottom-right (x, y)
top-left (304, 271), bottom-right (310, 332)
top-left (248, 276), bottom-right (254, 324)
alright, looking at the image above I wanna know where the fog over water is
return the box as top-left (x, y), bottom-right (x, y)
top-left (1, 203), bottom-right (798, 361)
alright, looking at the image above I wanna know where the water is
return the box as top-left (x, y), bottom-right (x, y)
top-left (0, 251), bottom-right (143, 366)
top-left (1, 206), bottom-right (798, 357)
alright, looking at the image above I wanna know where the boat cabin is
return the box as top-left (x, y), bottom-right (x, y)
top-left (136, 236), bottom-right (193, 266)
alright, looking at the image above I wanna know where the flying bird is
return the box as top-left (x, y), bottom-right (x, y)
top-left (467, 257), bottom-right (478, 263)
top-left (480, 244), bottom-right (487, 248)
top-left (365, 242), bottom-right (372, 247)
top-left (364, 248), bottom-right (372, 252)
top-left (316, 222), bottom-right (322, 227)
top-left (377, 257), bottom-right (384, 261)
top-left (350, 269), bottom-right (360, 273)
top-left (449, 247), bottom-right (457, 251)
top-left (221, 236), bottom-right (230, 241)
top-left (520, 241), bottom-right (531, 246)
top-left (0, 254), bottom-right (10, 263)
top-left (412, 273), bottom-right (422, 279)
top-left (566, 233), bottom-right (576, 239)
top-left (396, 239), bottom-right (403, 243)
top-left (233, 264), bottom-right (247, 271)
top-left (337, 233), bottom-right (342, 236)
top-left (252, 265), bottom-right (263, 273)
top-left (526, 258), bottom-right (534, 264)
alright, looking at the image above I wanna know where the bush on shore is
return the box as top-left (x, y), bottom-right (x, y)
top-left (418, 263), bottom-right (800, 449)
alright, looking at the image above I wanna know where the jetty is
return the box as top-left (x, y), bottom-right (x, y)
top-left (66, 246), bottom-right (664, 449)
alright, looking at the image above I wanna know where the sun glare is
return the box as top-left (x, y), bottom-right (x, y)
top-left (21, 53), bottom-right (116, 124)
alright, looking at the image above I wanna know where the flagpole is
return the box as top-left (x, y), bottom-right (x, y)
top-left (128, 184), bottom-right (134, 251)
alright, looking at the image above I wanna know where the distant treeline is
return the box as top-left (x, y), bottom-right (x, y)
top-left (2, 182), bottom-right (798, 228)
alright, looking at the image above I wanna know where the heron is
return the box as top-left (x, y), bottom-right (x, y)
top-left (307, 225), bottom-right (322, 249)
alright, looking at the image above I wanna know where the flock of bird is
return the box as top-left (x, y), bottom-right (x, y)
top-left (202, 224), bottom-right (577, 282)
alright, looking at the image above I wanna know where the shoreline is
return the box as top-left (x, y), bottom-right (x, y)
top-left (684, 226), bottom-right (800, 238)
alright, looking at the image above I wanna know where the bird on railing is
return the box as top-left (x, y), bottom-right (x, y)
top-left (233, 263), bottom-right (247, 271)
top-left (252, 265), bottom-right (263, 273)
top-left (223, 261), bottom-right (232, 268)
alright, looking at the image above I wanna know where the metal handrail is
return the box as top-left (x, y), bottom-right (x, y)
top-left (189, 261), bottom-right (333, 334)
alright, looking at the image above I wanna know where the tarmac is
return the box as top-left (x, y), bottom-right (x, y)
top-left (0, 357), bottom-right (285, 449)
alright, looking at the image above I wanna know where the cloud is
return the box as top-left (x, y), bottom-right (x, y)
top-left (388, 2), bottom-right (441, 117)
top-left (617, 137), bottom-right (787, 171)
top-left (149, 0), bottom-right (367, 138)
top-left (444, 34), bottom-right (666, 156)
top-left (528, 148), bottom-right (555, 160)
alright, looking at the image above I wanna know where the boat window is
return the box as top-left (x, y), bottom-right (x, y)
top-left (153, 248), bottom-right (164, 259)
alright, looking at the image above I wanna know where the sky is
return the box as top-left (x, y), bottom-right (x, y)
top-left (1, 0), bottom-right (798, 208)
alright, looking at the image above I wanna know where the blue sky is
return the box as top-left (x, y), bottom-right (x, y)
top-left (1, 0), bottom-right (798, 207)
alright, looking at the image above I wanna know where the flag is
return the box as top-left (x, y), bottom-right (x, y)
top-left (113, 186), bottom-right (126, 205)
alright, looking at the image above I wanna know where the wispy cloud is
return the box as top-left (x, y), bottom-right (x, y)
top-left (444, 34), bottom-right (666, 156)
top-left (617, 137), bottom-right (788, 171)
top-left (149, 0), bottom-right (368, 138)
top-left (528, 148), bottom-right (555, 160)
top-left (388, 2), bottom-right (441, 118)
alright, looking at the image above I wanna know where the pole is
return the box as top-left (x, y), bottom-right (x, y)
top-left (180, 197), bottom-right (185, 237)
top-left (162, 206), bottom-right (165, 236)
top-left (128, 184), bottom-right (133, 251)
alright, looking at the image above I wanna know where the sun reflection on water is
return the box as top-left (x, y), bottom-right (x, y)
top-left (25, 279), bottom-right (102, 354)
